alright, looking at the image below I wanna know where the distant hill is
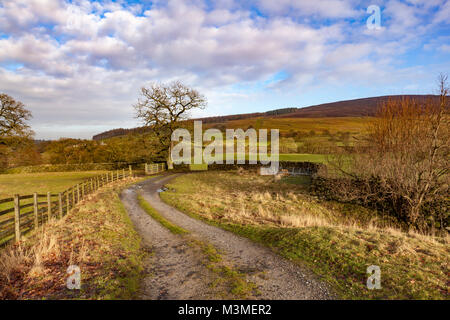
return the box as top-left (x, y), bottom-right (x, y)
top-left (276, 95), bottom-right (439, 118)
top-left (92, 127), bottom-right (152, 141)
top-left (92, 95), bottom-right (438, 140)
top-left (92, 108), bottom-right (298, 140)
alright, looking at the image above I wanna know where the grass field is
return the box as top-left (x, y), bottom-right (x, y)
top-left (0, 171), bottom-right (108, 199)
top-left (160, 171), bottom-right (449, 299)
top-left (279, 154), bottom-right (327, 162)
top-left (205, 117), bottom-right (372, 134)
top-left (0, 171), bottom-right (109, 233)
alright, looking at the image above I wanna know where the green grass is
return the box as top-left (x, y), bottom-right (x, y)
top-left (192, 239), bottom-right (259, 298)
top-left (0, 171), bottom-right (108, 199)
top-left (137, 194), bottom-right (189, 235)
top-left (279, 154), bottom-right (327, 162)
top-left (0, 171), bottom-right (109, 229)
top-left (160, 172), bottom-right (449, 300)
top-left (136, 194), bottom-right (257, 298)
top-left (189, 163), bottom-right (209, 171)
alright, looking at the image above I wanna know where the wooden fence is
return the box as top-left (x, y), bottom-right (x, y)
top-left (144, 163), bottom-right (166, 175)
top-left (0, 163), bottom-right (166, 245)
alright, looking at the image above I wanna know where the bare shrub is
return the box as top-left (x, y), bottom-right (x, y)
top-left (0, 245), bottom-right (31, 283)
top-left (325, 74), bottom-right (449, 232)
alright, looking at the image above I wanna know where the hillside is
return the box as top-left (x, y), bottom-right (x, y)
top-left (92, 95), bottom-right (438, 140)
top-left (277, 95), bottom-right (439, 118)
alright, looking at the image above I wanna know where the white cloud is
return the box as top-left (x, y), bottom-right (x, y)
top-left (0, 0), bottom-right (448, 139)
top-left (434, 0), bottom-right (450, 23)
top-left (256, 0), bottom-right (359, 18)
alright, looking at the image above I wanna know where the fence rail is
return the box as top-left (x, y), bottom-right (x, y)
top-left (144, 163), bottom-right (166, 175)
top-left (0, 163), bottom-right (166, 245)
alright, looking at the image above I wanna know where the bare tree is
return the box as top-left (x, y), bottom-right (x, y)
top-left (327, 74), bottom-right (449, 230)
top-left (0, 93), bottom-right (32, 137)
top-left (329, 75), bottom-right (450, 230)
top-left (134, 81), bottom-right (207, 168)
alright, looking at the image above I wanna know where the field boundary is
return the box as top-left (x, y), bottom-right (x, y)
top-left (0, 163), bottom-right (166, 245)
top-left (4, 162), bottom-right (167, 174)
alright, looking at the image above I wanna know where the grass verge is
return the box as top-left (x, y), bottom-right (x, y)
top-left (136, 195), bottom-right (258, 299)
top-left (0, 177), bottom-right (145, 300)
top-left (137, 194), bottom-right (188, 235)
top-left (160, 171), bottom-right (449, 300)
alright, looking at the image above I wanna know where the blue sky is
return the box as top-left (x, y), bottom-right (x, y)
top-left (0, 0), bottom-right (449, 139)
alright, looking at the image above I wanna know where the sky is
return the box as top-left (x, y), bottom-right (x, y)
top-left (0, 0), bottom-right (449, 139)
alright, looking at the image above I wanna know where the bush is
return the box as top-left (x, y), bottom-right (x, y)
top-left (310, 175), bottom-right (449, 232)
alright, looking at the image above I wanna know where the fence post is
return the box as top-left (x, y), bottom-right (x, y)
top-left (122, 168), bottom-right (125, 179)
top-left (47, 192), bottom-right (52, 220)
top-left (72, 188), bottom-right (76, 207)
top-left (116, 170), bottom-right (119, 180)
top-left (90, 178), bottom-right (94, 192)
top-left (129, 165), bottom-right (132, 177)
top-left (14, 194), bottom-right (20, 242)
top-left (81, 183), bottom-right (85, 198)
top-left (111, 171), bottom-right (114, 182)
top-left (58, 193), bottom-right (63, 219)
top-left (145, 163), bottom-right (148, 175)
top-left (77, 184), bottom-right (80, 202)
top-left (66, 191), bottom-right (70, 215)
top-left (33, 192), bottom-right (38, 229)
top-left (106, 172), bottom-right (109, 183)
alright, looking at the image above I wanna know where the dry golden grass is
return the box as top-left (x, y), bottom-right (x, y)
top-left (161, 171), bottom-right (449, 299)
top-left (0, 178), bottom-right (144, 300)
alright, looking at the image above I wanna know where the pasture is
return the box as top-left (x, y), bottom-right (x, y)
top-left (205, 117), bottom-right (371, 135)
top-left (160, 171), bottom-right (449, 300)
top-left (0, 171), bottom-right (108, 200)
top-left (0, 171), bottom-right (109, 230)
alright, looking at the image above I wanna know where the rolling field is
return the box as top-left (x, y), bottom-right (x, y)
top-left (204, 117), bottom-right (372, 135)
top-left (204, 117), bottom-right (371, 155)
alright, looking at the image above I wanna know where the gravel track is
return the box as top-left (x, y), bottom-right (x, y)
top-left (120, 176), bottom-right (219, 300)
top-left (124, 174), bottom-right (335, 300)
